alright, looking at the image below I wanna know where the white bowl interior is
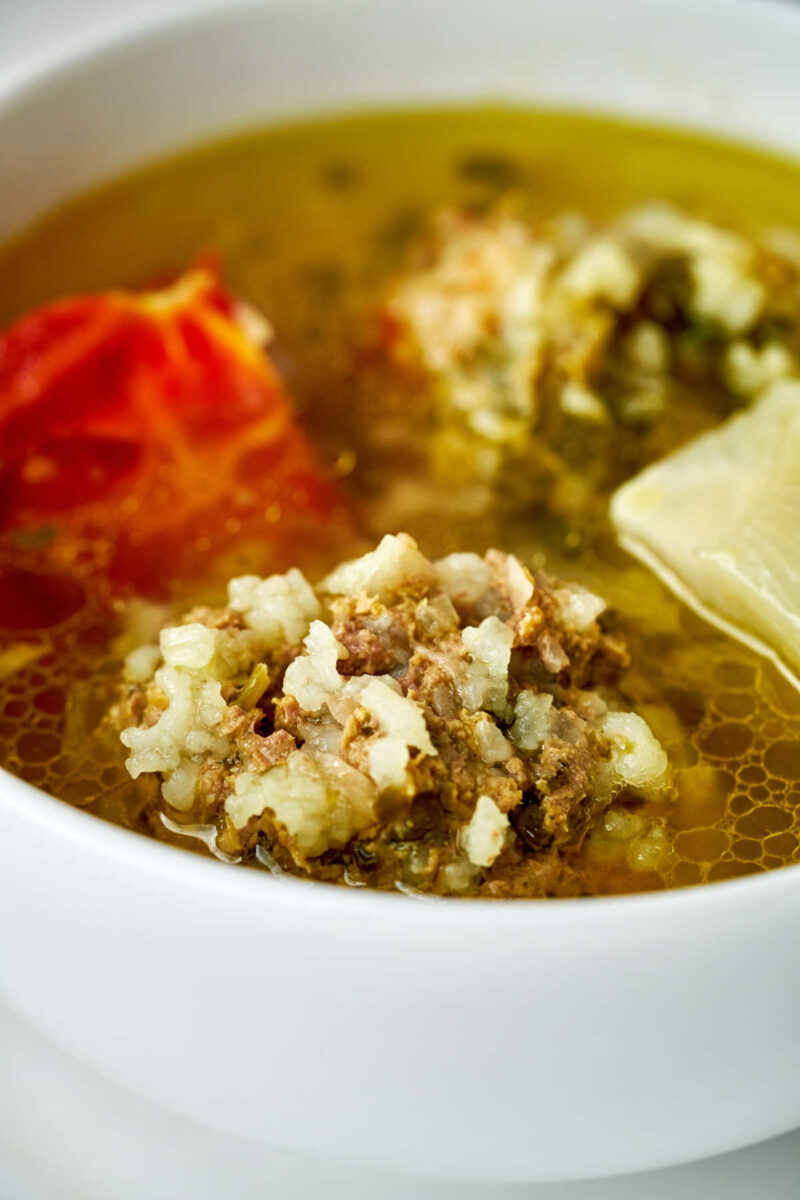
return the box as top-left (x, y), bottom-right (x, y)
top-left (2, 0), bottom-right (800, 242)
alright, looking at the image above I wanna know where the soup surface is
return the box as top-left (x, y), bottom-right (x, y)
top-left (3, 108), bottom-right (800, 896)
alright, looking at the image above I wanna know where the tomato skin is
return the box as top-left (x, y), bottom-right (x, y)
top-left (0, 268), bottom-right (352, 597)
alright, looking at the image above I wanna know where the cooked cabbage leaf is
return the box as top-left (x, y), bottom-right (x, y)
top-left (611, 380), bottom-right (800, 679)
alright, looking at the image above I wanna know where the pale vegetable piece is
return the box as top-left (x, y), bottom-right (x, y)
top-left (161, 760), bottom-right (202, 812)
top-left (559, 381), bottom-right (609, 424)
top-left (123, 644), bottom-right (161, 684)
top-left (611, 381), bottom-right (800, 677)
top-left (236, 662), bottom-right (271, 710)
top-left (626, 821), bottom-right (668, 872)
top-left (600, 807), bottom-right (646, 843)
top-left (360, 678), bottom-right (435, 755)
top-left (510, 691), bottom-right (554, 752)
top-left (472, 714), bottom-right (513, 764)
top-left (588, 807), bottom-right (667, 872)
top-left (691, 251), bottom-right (764, 333)
top-left (723, 341), bottom-right (796, 398)
top-left (386, 213), bottom-right (552, 430)
top-left (621, 202), bottom-right (763, 332)
top-left (621, 202), bottom-right (741, 260)
top-left (227, 751), bottom-right (374, 858)
top-left (559, 237), bottom-right (640, 308)
top-left (121, 665), bottom-right (229, 778)
top-left (414, 593), bottom-right (460, 638)
top-left (160, 624), bottom-right (216, 670)
top-left (552, 585), bottom-right (606, 633)
top-left (460, 616), bottom-right (515, 715)
top-left (121, 623), bottom-right (237, 787)
top-left (502, 555), bottom-right (535, 609)
top-left (462, 795), bottom-right (511, 868)
top-left (600, 712), bottom-right (670, 794)
top-left (435, 552), bottom-right (492, 605)
top-left (367, 738), bottom-right (412, 794)
top-left (228, 568), bottom-right (320, 646)
top-left (438, 857), bottom-right (480, 893)
top-left (282, 621), bottom-right (347, 714)
top-left (322, 532), bottom-right (436, 599)
top-left (624, 321), bottom-right (670, 373)
top-left (359, 677), bottom-right (437, 791)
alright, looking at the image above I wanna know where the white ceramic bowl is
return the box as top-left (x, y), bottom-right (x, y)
top-left (2, 0), bottom-right (800, 1183)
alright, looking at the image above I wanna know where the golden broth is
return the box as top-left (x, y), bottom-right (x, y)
top-left (3, 107), bottom-right (800, 893)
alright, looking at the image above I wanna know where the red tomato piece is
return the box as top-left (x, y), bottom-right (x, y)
top-left (0, 267), bottom-right (351, 596)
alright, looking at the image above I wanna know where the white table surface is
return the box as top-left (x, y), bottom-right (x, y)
top-left (1, 2), bottom-right (799, 1197)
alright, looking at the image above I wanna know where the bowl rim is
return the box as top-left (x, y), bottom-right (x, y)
top-left (2, 0), bottom-right (800, 926)
top-left (4, 0), bottom-right (800, 113)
